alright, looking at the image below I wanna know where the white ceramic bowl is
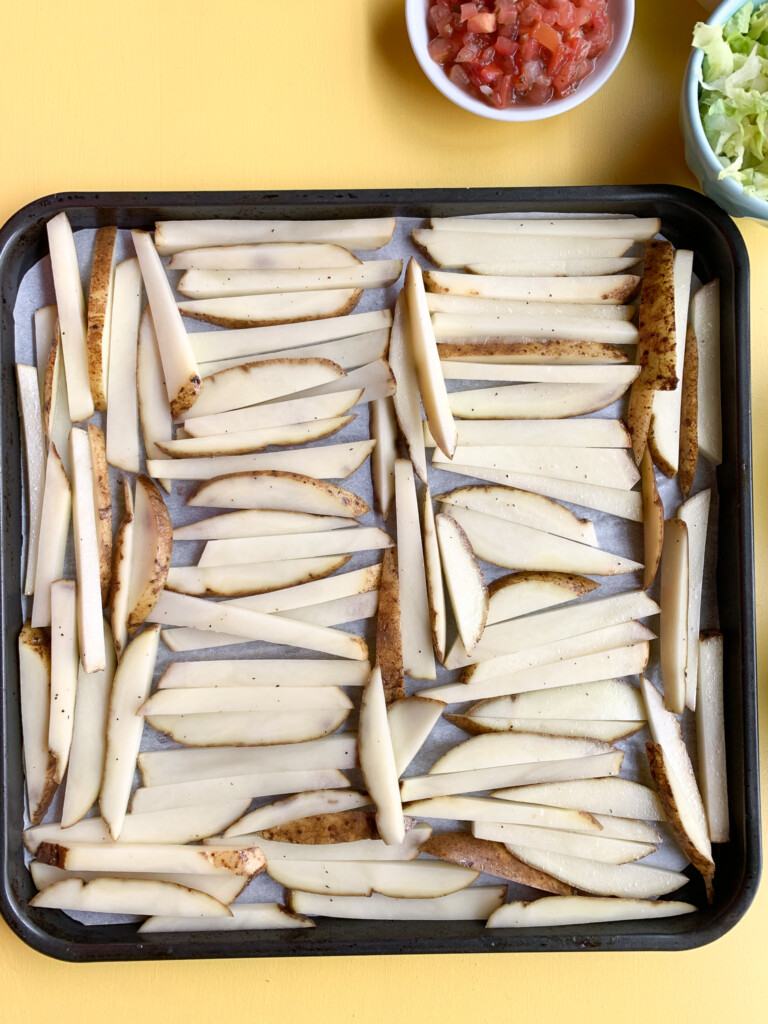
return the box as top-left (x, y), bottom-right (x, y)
top-left (405, 0), bottom-right (635, 122)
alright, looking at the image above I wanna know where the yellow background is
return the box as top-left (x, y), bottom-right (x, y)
top-left (0, 1), bottom-right (764, 1021)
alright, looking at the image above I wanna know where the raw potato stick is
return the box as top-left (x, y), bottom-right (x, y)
top-left (46, 212), bottom-right (94, 422)
top-left (486, 896), bottom-right (695, 928)
top-left (467, 257), bottom-right (641, 277)
top-left (146, 440), bottom-right (375, 482)
top-left (436, 513), bottom-right (488, 654)
top-left (376, 547), bottom-right (405, 703)
top-left (431, 312), bottom-right (639, 345)
top-left (110, 479), bottom-right (133, 658)
top-left (387, 696), bottom-right (445, 776)
top-left (18, 623), bottom-right (57, 825)
top-left (34, 306), bottom-right (58, 406)
top-left (48, 580), bottom-right (79, 785)
top-left (423, 270), bottom-right (641, 303)
top-left (146, 708), bottom-right (350, 747)
top-left (427, 294), bottom-right (636, 321)
top-left (176, 260), bottom-right (402, 298)
top-left (427, 216), bottom-right (660, 241)
top-left (106, 257), bottom-right (142, 472)
top-left (641, 448), bottom-right (664, 590)
top-left (447, 381), bottom-right (632, 421)
top-left (158, 416), bottom-right (354, 458)
top-left (178, 288), bottom-right (363, 328)
top-left (412, 229), bottom-right (635, 266)
top-left (436, 340), bottom-right (631, 365)
top-left (422, 488), bottom-right (447, 662)
top-left (157, 658), bottom-right (371, 689)
top-left (426, 418), bottom-right (631, 449)
top-left (693, 279), bottom-right (722, 465)
top-left (679, 322), bottom-right (700, 497)
top-left (196, 328), bottom-right (389, 376)
top-left (697, 632), bottom-right (729, 842)
top-left (140, 904), bottom-right (314, 933)
top-left (154, 217), bottom-right (397, 254)
top-left (87, 425), bottom-right (112, 606)
top-left (86, 225), bottom-right (118, 411)
top-left (289, 887), bottom-right (506, 921)
top-left (659, 519), bottom-right (689, 714)
top-left (394, 459), bottom-right (435, 680)
top-left (69, 428), bottom-right (106, 673)
top-left (358, 665), bottom-right (406, 845)
top-left (676, 489), bottom-right (711, 711)
top-left (389, 292), bottom-right (428, 481)
top-left (196, 525), bottom-right (391, 567)
top-left (186, 470), bottom-right (369, 516)
top-left (183, 388), bottom-right (363, 437)
top-left (15, 364), bottom-right (46, 595)
top-left (167, 241), bottom-right (361, 270)
top-left (370, 397), bottom-right (397, 518)
top-left (137, 309), bottom-right (173, 491)
top-left (223, 790), bottom-right (370, 838)
top-left (29, 877), bottom-right (232, 919)
top-left (131, 229), bottom-right (201, 417)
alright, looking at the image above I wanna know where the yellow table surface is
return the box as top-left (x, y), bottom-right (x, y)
top-left (0, 1), bottom-right (765, 1020)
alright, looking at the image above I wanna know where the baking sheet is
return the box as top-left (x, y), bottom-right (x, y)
top-left (12, 215), bottom-right (720, 924)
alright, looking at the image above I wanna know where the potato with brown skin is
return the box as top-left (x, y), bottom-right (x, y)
top-left (641, 447), bottom-right (664, 591)
top-left (177, 288), bottom-right (363, 329)
top-left (436, 340), bottom-right (631, 363)
top-left (376, 547), bottom-right (405, 704)
top-left (421, 831), bottom-right (576, 895)
top-left (87, 424), bottom-right (112, 605)
top-left (19, 623), bottom-right (58, 825)
top-left (86, 226), bottom-right (117, 411)
top-left (187, 470), bottom-right (370, 517)
top-left (646, 742), bottom-right (714, 903)
top-left (42, 326), bottom-right (61, 444)
top-left (126, 475), bottom-right (173, 635)
top-left (628, 240), bottom-right (678, 462)
top-left (487, 571), bottom-right (598, 602)
top-left (259, 811), bottom-right (381, 844)
top-left (679, 322), bottom-right (700, 497)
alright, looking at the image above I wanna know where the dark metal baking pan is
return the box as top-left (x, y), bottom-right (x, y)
top-left (0, 186), bottom-right (759, 961)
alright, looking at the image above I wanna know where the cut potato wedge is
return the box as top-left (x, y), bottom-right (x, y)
top-left (35, 842), bottom-right (266, 877)
top-left (147, 439), bottom-right (374, 482)
top-left (139, 685), bottom-right (352, 717)
top-left (100, 625), bottom-right (160, 840)
top-left (168, 241), bottom-right (361, 270)
top-left (45, 329), bottom-right (73, 476)
top-left (48, 580), bottom-right (79, 785)
top-left (641, 447), bottom-right (664, 590)
top-left (433, 312), bottom-right (638, 345)
top-left (105, 257), bottom-right (142, 473)
top-left (504, 846), bottom-right (687, 899)
top-left (138, 736), bottom-right (358, 786)
top-left (25, 804), bottom-right (251, 851)
top-left (413, 229), bottom-right (635, 267)
top-left (400, 751), bottom-right (623, 802)
top-left (266, 859), bottom-right (478, 898)
top-left (454, 718), bottom-right (643, 743)
top-left (660, 519), bottom-right (689, 714)
top-left (676, 489), bottom-right (711, 711)
top-left (149, 590), bottom-right (367, 659)
top-left (436, 463), bottom-right (643, 522)
top-left (389, 291), bottom-right (427, 481)
top-left (428, 217), bottom-right (659, 240)
top-left (435, 445), bottom-right (639, 493)
top-left (447, 381), bottom-right (631, 421)
top-left (138, 320), bottom-right (176, 481)
top-left (61, 621), bottom-right (116, 827)
top-left (30, 877), bottom-right (232, 918)
top-left (438, 485), bottom-right (597, 547)
top-left (178, 288), bottom-right (362, 328)
top-left (440, 361), bottom-right (639, 385)
top-left (251, 810), bottom-right (389, 844)
top-left (18, 623), bottom-right (57, 825)
top-left (679, 322), bottom-right (700, 498)
top-left (405, 258), bottom-right (457, 459)
top-left (172, 508), bottom-right (356, 540)
top-left (132, 229), bottom-right (201, 418)
top-left (159, 416), bottom-right (354, 457)
top-left (32, 454), bottom-right (71, 624)
top-left (86, 226), bottom-right (118, 411)
top-left (426, 418), bottom-right (630, 450)
top-left (165, 554), bottom-right (353, 599)
top-left (394, 459), bottom-right (435, 680)
top-left (46, 212), bottom-right (93, 422)
top-left (423, 488), bottom-right (447, 662)
top-left (197, 328), bottom-right (390, 376)
top-left (87, 425), bottom-right (112, 605)
top-left (472, 821), bottom-right (656, 864)
top-left (370, 397), bottom-right (397, 518)
top-left (430, 732), bottom-right (611, 774)
top-left (130, 769), bottom-right (350, 814)
top-left (697, 632), bottom-right (729, 843)
top-left (428, 292), bottom-right (635, 322)
top-left (177, 260), bottom-right (402, 298)
top-left (405, 795), bottom-right (601, 833)
top-left (140, 904), bottom-right (314, 932)
top-left (437, 340), bottom-right (631, 365)
top-left (157, 658), bottom-right (370, 689)
top-left (486, 571), bottom-right (598, 626)
top-left (126, 475), bottom-right (173, 635)
top-left (421, 832), bottom-right (575, 893)
top-left (184, 388), bottom-right (362, 437)
top-left (109, 479), bottom-right (134, 658)
top-left (436, 512), bottom-right (488, 653)
top-left (29, 863), bottom-right (248, 905)
top-left (467, 258), bottom-right (641, 277)
top-left (16, 364), bottom-right (46, 596)
top-left (424, 270), bottom-right (641, 303)
top-left (197, 525), bottom-right (391, 567)
top-left (146, 707), bottom-right (350, 747)
top-left (492, 777), bottom-right (664, 820)
top-left (486, 896), bottom-right (695, 928)
top-left (35, 306), bottom-right (58, 424)
top-left (358, 665), bottom-right (406, 846)
top-left (693, 279), bottom-right (722, 465)
top-left (190, 356), bottom-right (345, 419)
top-left (376, 546), bottom-right (405, 704)
top-left (387, 696), bottom-right (445, 777)
top-left (69, 428), bottom-right (106, 673)
top-left (223, 790), bottom-right (370, 838)
top-left (472, 679), bottom-right (645, 721)
top-left (290, 886), bottom-right (505, 920)
top-left (272, 358), bottom-right (395, 405)
top-left (440, 505), bottom-right (641, 576)
top-left (155, 217), bottom-right (397, 254)
top-left (189, 309), bottom-right (392, 363)
top-left (187, 470), bottom-right (368, 516)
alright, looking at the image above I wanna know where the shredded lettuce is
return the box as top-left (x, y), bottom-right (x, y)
top-left (693, 1), bottom-right (768, 198)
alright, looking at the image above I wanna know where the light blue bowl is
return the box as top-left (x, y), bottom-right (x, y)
top-left (682, 0), bottom-right (768, 221)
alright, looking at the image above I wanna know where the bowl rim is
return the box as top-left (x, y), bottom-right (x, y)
top-left (404, 0), bottom-right (635, 123)
top-left (684, 0), bottom-right (768, 213)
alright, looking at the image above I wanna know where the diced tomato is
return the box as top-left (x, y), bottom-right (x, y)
top-left (426, 0), bottom-right (611, 109)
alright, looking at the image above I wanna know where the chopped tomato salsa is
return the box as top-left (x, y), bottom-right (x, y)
top-left (426, 1), bottom-right (613, 109)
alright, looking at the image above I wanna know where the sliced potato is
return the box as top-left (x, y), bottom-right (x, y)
top-left (430, 732), bottom-right (611, 774)
top-left (472, 821), bottom-right (656, 864)
top-left (105, 257), bottom-right (142, 473)
top-left (30, 877), bottom-right (232, 918)
top-left (697, 632), bottom-right (729, 843)
top-left (421, 831), bottom-right (575, 893)
top-left (29, 863), bottom-right (249, 904)
top-left (35, 841), bottom-right (266, 877)
top-left (266, 859), bottom-right (478, 898)
top-left (467, 257), bottom-right (641, 277)
top-left (676, 489), bottom-right (711, 711)
top-left (424, 270), bottom-right (641, 303)
top-left (154, 217), bottom-right (397, 254)
top-left (86, 424), bottom-right (112, 605)
top-left (427, 217), bottom-right (659, 240)
top-left (441, 360), bottom-right (639, 383)
top-left (406, 796), bottom-right (601, 834)
top-left (109, 479), bottom-right (134, 658)
top-left (422, 488), bottom-right (447, 662)
top-left (426, 417), bottom-right (630, 450)
top-left (165, 554), bottom-right (353, 599)
top-left (389, 292), bottom-right (427, 481)
top-left (183, 387), bottom-right (363, 437)
top-left (172, 508), bottom-right (356, 540)
top-left (146, 707), bottom-right (350, 747)
top-left (34, 306), bottom-right (58, 424)
top-left (491, 777), bottom-right (664, 820)
top-left (394, 459), bottom-right (435, 680)
top-left (159, 416), bottom-right (354, 457)
top-left (30, 444), bottom-right (71, 628)
top-left (223, 792), bottom-right (371, 838)
top-left (177, 260), bottom-right (402, 298)
top-left (132, 229), bottom-right (201, 418)
top-left (100, 625), bottom-right (160, 839)
top-left (178, 288), bottom-right (362, 328)
top-left (679, 322), bottom-right (700, 497)
top-left (436, 513), bottom-right (488, 653)
top-left (157, 658), bottom-right (370, 689)
top-left (387, 696), bottom-right (445, 776)
top-left (486, 571), bottom-right (598, 626)
top-left (641, 447), bottom-right (664, 590)
top-left (168, 241), bottom-right (361, 270)
top-left (370, 397), bottom-right (397, 518)
top-left (436, 340), bottom-right (631, 364)
top-left (139, 685), bottom-right (352, 717)
top-left (251, 810), bottom-right (381, 844)
top-left (693, 279), bottom-right (722, 465)
top-left (147, 439), bottom-right (374, 482)
top-left (140, 904), bottom-right (314, 932)
top-left (359, 665), bottom-right (405, 845)
top-left (126, 475), bottom-right (173, 635)
top-left (447, 381), bottom-right (633, 420)
top-left (187, 470), bottom-right (368, 516)
top-left (412, 229), bottom-right (635, 267)
top-left (487, 896), bottom-right (695, 928)
top-left (268, 358), bottom-right (394, 404)
top-left (471, 679), bottom-right (645, 721)
top-left (18, 623), bottom-right (57, 825)
top-left (433, 312), bottom-right (638, 345)
top-left (290, 886), bottom-right (505, 920)
top-left (376, 547), bottom-right (405, 704)
top-left (85, 225), bottom-right (118, 411)
top-left (454, 718), bottom-right (643, 743)
top-left (16, 364), bottom-right (46, 596)
top-left (69, 428), bottom-right (106, 672)
top-left (196, 328), bottom-right (390, 376)
top-left (197, 525), bottom-right (391, 567)
top-left (48, 580), bottom-right (79, 784)
top-left (660, 519), bottom-right (689, 714)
